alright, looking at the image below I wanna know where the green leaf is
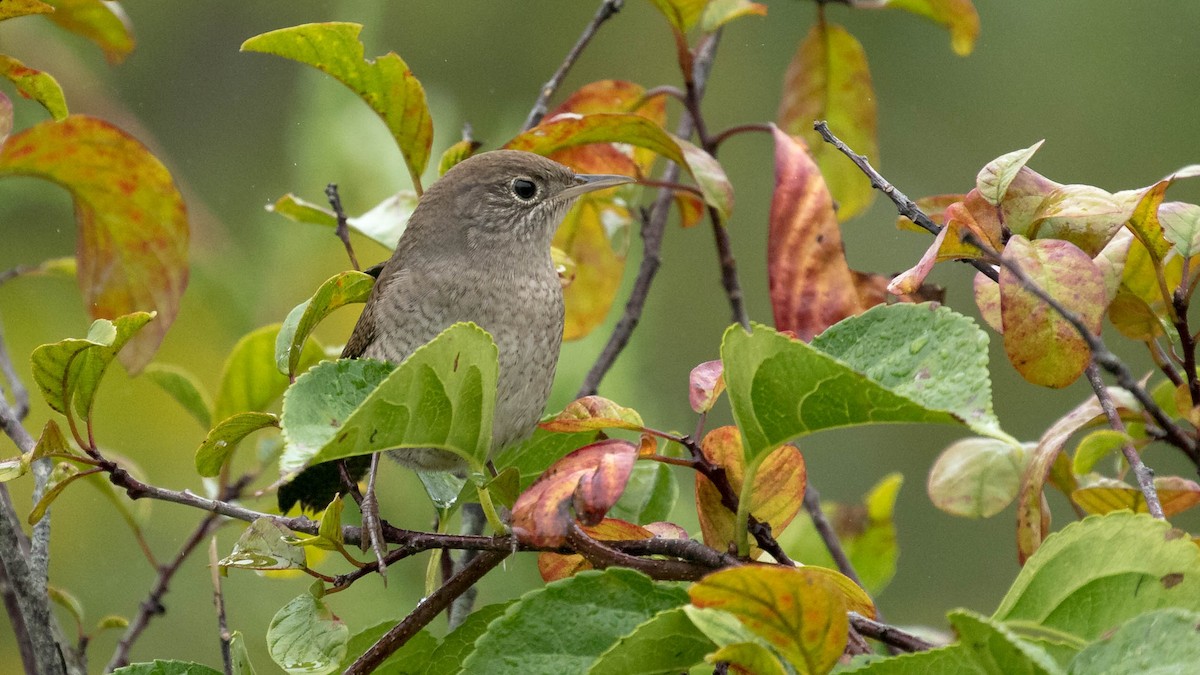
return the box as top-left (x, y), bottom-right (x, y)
top-left (1067, 609), bottom-right (1200, 674)
top-left (699, 0), bottom-right (767, 33)
top-left (0, 116), bottom-right (187, 374)
top-left (111, 661), bottom-right (222, 675)
top-left (493, 428), bottom-right (599, 491)
top-left (588, 607), bottom-right (715, 675)
top-left (424, 601), bottom-right (515, 675)
top-left (276, 271), bottom-right (375, 377)
top-left (778, 21), bottom-right (878, 221)
top-left (31, 312), bottom-right (155, 421)
top-left (48, 584), bottom-right (84, 625)
top-left (0, 54), bottom-right (68, 120)
top-left (142, 363), bottom-right (213, 429)
top-left (994, 512), bottom-right (1200, 640)
top-left (438, 138), bottom-right (482, 176)
top-left (338, 621), bottom-right (437, 673)
top-left (977, 141), bottom-right (1045, 206)
top-left (674, 136), bottom-right (733, 220)
top-left (1160, 201), bottom-right (1200, 259)
top-left (96, 614), bottom-right (130, 631)
top-left (283, 323), bottom-right (497, 473)
top-left (928, 437), bottom-right (1029, 518)
top-left (645, 0), bottom-right (708, 33)
top-left (195, 412), bottom-right (280, 477)
top-left (267, 194), bottom-right (336, 227)
top-left (29, 461), bottom-right (87, 524)
top-left (839, 644), bottom-right (987, 673)
top-left (229, 631), bottom-right (257, 675)
top-left (462, 568), bottom-right (689, 674)
top-left (681, 606), bottom-right (787, 675)
top-left (609, 461), bottom-right (678, 525)
top-left (219, 518), bottom-right (305, 571)
top-left (0, 453), bottom-right (29, 482)
top-left (43, 0), bottom-right (134, 64)
top-left (723, 305), bottom-right (1007, 463)
top-left (948, 609), bottom-right (1065, 675)
top-left (213, 323), bottom-right (324, 423)
top-left (267, 593), bottom-right (348, 675)
top-left (1071, 429), bottom-right (1131, 475)
top-left (242, 23), bottom-right (433, 191)
top-left (268, 191), bottom-right (417, 250)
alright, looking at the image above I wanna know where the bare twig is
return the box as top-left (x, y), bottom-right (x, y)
top-left (567, 522), bottom-right (721, 580)
top-left (708, 206), bottom-right (749, 330)
top-left (1084, 365), bottom-right (1164, 518)
top-left (813, 120), bottom-right (1199, 468)
top-left (802, 486), bottom-right (867, 588)
top-left (208, 537), bottom-right (233, 675)
top-left (850, 612), bottom-right (936, 653)
top-left (521, 0), bottom-right (626, 131)
top-left (0, 320), bottom-right (29, 420)
top-left (345, 549), bottom-right (510, 675)
top-left (325, 183), bottom-right (360, 271)
top-left (1171, 277), bottom-right (1200, 405)
top-left (578, 30), bottom-right (723, 396)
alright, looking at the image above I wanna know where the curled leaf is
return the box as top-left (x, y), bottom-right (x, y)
top-left (688, 360), bottom-right (726, 414)
top-left (540, 396), bottom-right (646, 433)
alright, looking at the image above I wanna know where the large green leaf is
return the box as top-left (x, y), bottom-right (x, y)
top-left (948, 609), bottom-right (1065, 675)
top-left (280, 323), bottom-right (496, 473)
top-left (110, 662), bottom-right (222, 675)
top-left (588, 607), bottom-right (715, 675)
top-left (275, 270), bottom-right (375, 378)
top-left (424, 601), bottom-right (515, 675)
top-left (1067, 609), bottom-right (1200, 674)
top-left (213, 324), bottom-right (324, 424)
top-left (462, 568), bottom-right (688, 674)
top-left (242, 23), bottom-right (432, 190)
top-left (722, 305), bottom-right (1008, 463)
top-left (266, 593), bottom-right (348, 675)
top-left (994, 512), bottom-right (1200, 640)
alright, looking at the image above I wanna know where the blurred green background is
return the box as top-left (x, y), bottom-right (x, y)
top-left (3, 1), bottom-right (1200, 671)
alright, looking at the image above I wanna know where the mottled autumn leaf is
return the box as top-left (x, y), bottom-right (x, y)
top-left (0, 0), bottom-right (53, 20)
top-left (437, 138), bottom-right (482, 176)
top-left (890, 190), bottom-right (1000, 294)
top-left (1030, 184), bottom-right (1137, 256)
top-left (537, 518), bottom-right (653, 582)
top-left (976, 140), bottom-right (1044, 205)
top-left (0, 116), bottom-right (188, 374)
top-left (1073, 476), bottom-right (1200, 518)
top-left (897, 193), bottom-right (965, 232)
top-left (545, 79), bottom-right (667, 177)
top-left (242, 23), bottom-right (433, 191)
top-left (778, 20), bottom-right (877, 221)
top-left (768, 127), bottom-right (865, 340)
top-left (511, 439), bottom-right (638, 547)
top-left (1000, 166), bottom-right (1062, 237)
top-left (974, 271), bottom-right (1002, 332)
top-left (553, 197), bottom-right (632, 340)
top-left (0, 55), bottom-right (68, 120)
top-left (1126, 180), bottom-right (1173, 263)
top-left (540, 396), bottom-right (646, 433)
top-left (690, 565), bottom-right (874, 673)
top-left (695, 426), bottom-right (805, 557)
top-left (1001, 236), bottom-right (1104, 388)
top-left (43, 0), bottom-right (134, 64)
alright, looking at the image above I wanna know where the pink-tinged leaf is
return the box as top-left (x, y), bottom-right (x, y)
top-left (878, 0), bottom-right (980, 55)
top-left (511, 439), bottom-right (638, 547)
top-left (778, 20), bottom-right (878, 221)
top-left (1031, 184), bottom-right (1137, 256)
top-left (700, 0), bottom-right (767, 33)
top-left (0, 0), bottom-right (53, 20)
top-left (0, 116), bottom-right (189, 374)
top-left (1126, 180), bottom-right (1173, 263)
top-left (688, 360), bottom-right (726, 414)
top-left (0, 55), bottom-right (68, 120)
top-left (242, 23), bottom-right (433, 191)
top-left (644, 521), bottom-right (688, 539)
top-left (976, 140), bottom-right (1045, 205)
top-left (974, 270), bottom-right (1002, 332)
top-left (1000, 236), bottom-right (1104, 389)
top-left (768, 127), bottom-right (865, 340)
top-left (889, 225), bottom-right (947, 295)
top-left (43, 0), bottom-right (135, 64)
top-left (1093, 228), bottom-right (1134, 304)
top-left (1016, 390), bottom-right (1139, 563)
top-left (1000, 166), bottom-right (1063, 238)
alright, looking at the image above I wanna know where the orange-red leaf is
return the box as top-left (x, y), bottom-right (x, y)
top-left (768, 127), bottom-right (863, 340)
top-left (1000, 236), bottom-right (1104, 389)
top-left (511, 439), bottom-right (638, 547)
top-left (695, 426), bottom-right (805, 557)
top-left (778, 21), bottom-right (877, 221)
top-left (537, 518), bottom-right (653, 582)
top-left (0, 116), bottom-right (188, 374)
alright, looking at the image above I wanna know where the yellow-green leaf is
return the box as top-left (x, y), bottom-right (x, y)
top-left (882, 0), bottom-right (980, 56)
top-left (43, 0), bottom-right (134, 64)
top-left (0, 0), bottom-right (53, 20)
top-left (554, 196), bottom-right (631, 340)
top-left (778, 21), bottom-right (877, 221)
top-left (0, 55), bottom-right (68, 120)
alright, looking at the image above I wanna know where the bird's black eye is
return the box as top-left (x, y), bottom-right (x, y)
top-left (511, 177), bottom-right (538, 201)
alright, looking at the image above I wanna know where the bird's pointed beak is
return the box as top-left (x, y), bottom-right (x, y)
top-left (557, 173), bottom-right (634, 201)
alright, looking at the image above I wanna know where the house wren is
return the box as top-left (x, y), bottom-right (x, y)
top-left (342, 150), bottom-right (631, 470)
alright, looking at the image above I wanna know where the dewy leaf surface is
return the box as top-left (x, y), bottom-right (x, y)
top-left (724, 308), bottom-right (1005, 462)
top-left (778, 20), bottom-right (877, 221)
top-left (462, 568), bottom-right (688, 675)
top-left (242, 23), bottom-right (433, 190)
top-left (284, 323), bottom-right (497, 472)
top-left (995, 512), bottom-right (1200, 640)
top-left (266, 593), bottom-right (348, 675)
top-left (0, 116), bottom-right (188, 374)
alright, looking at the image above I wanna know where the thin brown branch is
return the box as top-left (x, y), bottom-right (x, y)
top-left (208, 537), bottom-right (233, 675)
top-left (814, 121), bottom-right (1199, 468)
top-left (567, 522), bottom-right (719, 580)
top-left (324, 183), bottom-right (360, 271)
top-left (709, 122), bottom-right (773, 151)
top-left (708, 206), bottom-right (750, 330)
top-left (1172, 278), bottom-right (1200, 406)
top-left (577, 30), bottom-right (723, 397)
top-left (850, 612), bottom-right (936, 653)
top-left (345, 549), bottom-right (510, 675)
top-left (802, 486), bottom-right (867, 588)
top-left (1084, 364), bottom-right (1164, 518)
top-left (0, 320), bottom-right (29, 420)
top-left (521, 0), bottom-right (626, 131)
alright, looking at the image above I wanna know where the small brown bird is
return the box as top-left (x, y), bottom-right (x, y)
top-left (342, 150), bottom-right (631, 470)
